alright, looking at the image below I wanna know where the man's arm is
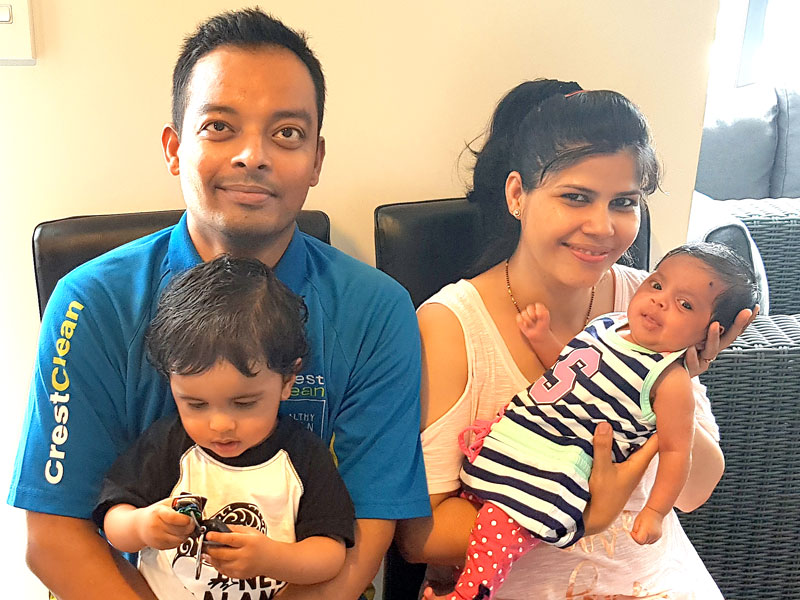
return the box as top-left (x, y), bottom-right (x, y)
top-left (26, 512), bottom-right (156, 600)
top-left (10, 260), bottom-right (174, 595)
top-left (276, 518), bottom-right (394, 599)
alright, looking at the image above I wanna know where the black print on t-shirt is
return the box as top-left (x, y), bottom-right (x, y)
top-left (173, 502), bottom-right (266, 565)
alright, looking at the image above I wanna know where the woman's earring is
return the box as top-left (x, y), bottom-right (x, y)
top-left (512, 209), bottom-right (521, 219)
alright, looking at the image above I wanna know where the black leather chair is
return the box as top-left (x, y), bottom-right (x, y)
top-left (375, 197), bottom-right (650, 308)
top-left (32, 209), bottom-right (330, 317)
top-left (374, 197), bottom-right (650, 600)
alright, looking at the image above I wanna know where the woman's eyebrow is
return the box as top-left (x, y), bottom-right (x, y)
top-left (553, 185), bottom-right (596, 194)
top-left (553, 185), bottom-right (641, 196)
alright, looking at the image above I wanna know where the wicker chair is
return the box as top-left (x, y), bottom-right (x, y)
top-left (680, 314), bottom-right (800, 599)
top-left (724, 198), bottom-right (800, 314)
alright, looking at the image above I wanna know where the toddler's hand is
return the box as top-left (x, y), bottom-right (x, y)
top-left (136, 500), bottom-right (195, 550)
top-left (204, 525), bottom-right (272, 580)
top-left (517, 303), bottom-right (551, 346)
top-left (631, 505), bottom-right (664, 545)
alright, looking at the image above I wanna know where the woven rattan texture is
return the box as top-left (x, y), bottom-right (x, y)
top-left (725, 198), bottom-right (800, 314)
top-left (680, 314), bottom-right (800, 599)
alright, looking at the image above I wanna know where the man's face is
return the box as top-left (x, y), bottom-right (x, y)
top-left (162, 45), bottom-right (325, 260)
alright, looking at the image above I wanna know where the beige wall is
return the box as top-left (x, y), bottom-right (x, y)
top-left (0, 1), bottom-right (718, 595)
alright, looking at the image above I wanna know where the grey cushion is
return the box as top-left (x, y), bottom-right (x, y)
top-left (771, 88), bottom-right (800, 198)
top-left (695, 85), bottom-right (778, 200)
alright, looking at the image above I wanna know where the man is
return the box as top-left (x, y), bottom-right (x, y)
top-left (9, 9), bottom-right (429, 599)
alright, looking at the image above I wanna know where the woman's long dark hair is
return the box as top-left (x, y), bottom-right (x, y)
top-left (466, 79), bottom-right (660, 275)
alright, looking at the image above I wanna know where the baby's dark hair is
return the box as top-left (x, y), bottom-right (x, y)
top-left (146, 255), bottom-right (308, 378)
top-left (656, 242), bottom-right (758, 331)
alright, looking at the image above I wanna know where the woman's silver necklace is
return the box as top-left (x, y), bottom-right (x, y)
top-left (504, 259), bottom-right (596, 326)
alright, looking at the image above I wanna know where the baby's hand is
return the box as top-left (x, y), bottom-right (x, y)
top-left (517, 303), bottom-right (551, 346)
top-left (136, 501), bottom-right (195, 550)
top-left (631, 506), bottom-right (664, 545)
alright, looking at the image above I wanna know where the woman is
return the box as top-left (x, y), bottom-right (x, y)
top-left (397, 80), bottom-right (755, 599)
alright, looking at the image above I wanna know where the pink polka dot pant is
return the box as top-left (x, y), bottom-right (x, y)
top-left (448, 501), bottom-right (539, 600)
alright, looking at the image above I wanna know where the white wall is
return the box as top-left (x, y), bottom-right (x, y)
top-left (0, 1), bottom-right (718, 596)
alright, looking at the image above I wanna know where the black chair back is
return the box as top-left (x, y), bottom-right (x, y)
top-left (375, 197), bottom-right (650, 307)
top-left (375, 198), bottom-right (481, 307)
top-left (33, 209), bottom-right (330, 318)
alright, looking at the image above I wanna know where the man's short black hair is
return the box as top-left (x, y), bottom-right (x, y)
top-left (172, 8), bottom-right (325, 137)
top-left (656, 242), bottom-right (759, 331)
top-left (146, 255), bottom-right (308, 378)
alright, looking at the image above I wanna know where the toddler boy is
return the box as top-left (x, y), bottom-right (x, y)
top-left (92, 255), bottom-right (355, 600)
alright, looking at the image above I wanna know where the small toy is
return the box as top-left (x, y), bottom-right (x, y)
top-left (171, 493), bottom-right (232, 579)
top-left (172, 494), bottom-right (206, 533)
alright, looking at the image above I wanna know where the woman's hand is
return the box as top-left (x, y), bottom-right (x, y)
top-left (583, 423), bottom-right (658, 535)
top-left (685, 306), bottom-right (759, 378)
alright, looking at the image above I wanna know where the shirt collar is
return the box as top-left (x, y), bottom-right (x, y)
top-left (167, 212), bottom-right (203, 276)
top-left (273, 224), bottom-right (308, 294)
top-left (167, 213), bottom-right (308, 293)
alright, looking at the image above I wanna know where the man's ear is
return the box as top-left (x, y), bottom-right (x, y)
top-left (161, 124), bottom-right (181, 176)
top-left (309, 136), bottom-right (326, 187)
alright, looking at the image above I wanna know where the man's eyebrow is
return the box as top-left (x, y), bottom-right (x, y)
top-left (271, 109), bottom-right (313, 125)
top-left (196, 104), bottom-right (239, 116)
top-left (194, 105), bottom-right (313, 126)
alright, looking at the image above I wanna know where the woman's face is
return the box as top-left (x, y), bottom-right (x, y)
top-left (509, 150), bottom-right (642, 289)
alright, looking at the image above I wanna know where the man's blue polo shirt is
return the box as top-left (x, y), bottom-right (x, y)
top-left (9, 213), bottom-right (430, 521)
